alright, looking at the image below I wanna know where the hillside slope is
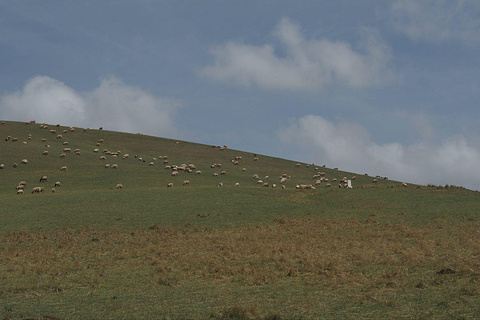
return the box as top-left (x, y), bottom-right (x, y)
top-left (1, 120), bottom-right (479, 319)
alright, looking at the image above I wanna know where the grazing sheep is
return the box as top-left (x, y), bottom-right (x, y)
top-left (51, 188), bottom-right (56, 193)
top-left (63, 148), bottom-right (71, 152)
top-left (116, 184), bottom-right (123, 189)
top-left (17, 189), bottom-right (24, 195)
top-left (40, 176), bottom-right (47, 182)
top-left (41, 138), bottom-right (47, 142)
top-left (402, 183), bottom-right (408, 187)
top-left (262, 182), bottom-right (270, 187)
top-left (50, 130), bottom-right (56, 134)
top-left (13, 163), bottom-right (17, 168)
top-left (98, 138), bottom-right (104, 143)
top-left (281, 185), bottom-right (286, 190)
top-left (217, 182), bottom-right (223, 187)
top-left (332, 178), bottom-right (337, 182)
top-left (99, 156), bottom-right (106, 160)
top-left (253, 157), bottom-right (258, 161)
top-left (352, 176), bottom-right (357, 180)
top-left (111, 164), bottom-right (118, 169)
top-left (167, 182), bottom-right (173, 188)
top-left (61, 166), bottom-right (67, 172)
top-left (183, 180), bottom-right (190, 186)
top-left (20, 159), bottom-right (28, 164)
top-left (221, 171), bottom-right (227, 175)
top-left (296, 163), bottom-right (301, 167)
top-left (69, 127), bottom-right (75, 132)
top-left (315, 180), bottom-right (321, 185)
top-left (213, 173), bottom-right (218, 177)
top-left (105, 164), bottom-right (110, 168)
top-left (195, 170), bottom-right (202, 175)
top-left (63, 141), bottom-right (69, 145)
top-left (55, 181), bottom-right (61, 187)
top-left (60, 153), bottom-right (66, 158)
top-left (242, 168), bottom-right (246, 171)
top-left (56, 134), bottom-right (62, 139)
top-left (4, 136), bottom-right (11, 141)
top-left (0, 164), bottom-right (4, 169)
top-left (280, 178), bottom-right (288, 184)
top-left (12, 137), bottom-right (18, 142)
top-left (235, 182), bottom-right (240, 186)
top-left (325, 183), bottom-right (332, 188)
top-left (257, 180), bottom-right (264, 184)
top-left (372, 179), bottom-right (378, 183)
top-left (16, 185), bottom-right (24, 190)
top-left (272, 184), bottom-right (277, 188)
top-left (93, 149), bottom-right (99, 153)
top-left (0, 121), bottom-right (5, 125)
top-left (171, 171), bottom-right (179, 176)
top-left (252, 174), bottom-right (259, 179)
top-left (42, 151), bottom-right (49, 155)
top-left (31, 186), bottom-right (44, 193)
top-left (149, 162), bottom-right (154, 166)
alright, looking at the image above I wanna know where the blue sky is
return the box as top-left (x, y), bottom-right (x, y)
top-left (1, 1), bottom-right (479, 189)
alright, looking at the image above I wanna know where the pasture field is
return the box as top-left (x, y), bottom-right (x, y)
top-left (0, 120), bottom-right (479, 319)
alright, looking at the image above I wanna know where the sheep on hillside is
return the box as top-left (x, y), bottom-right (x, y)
top-left (21, 159), bottom-right (28, 164)
top-left (60, 153), bottom-right (66, 158)
top-left (17, 189), bottom-right (24, 195)
top-left (0, 164), bottom-right (4, 169)
top-left (55, 181), bottom-right (61, 187)
top-left (167, 183), bottom-right (173, 188)
top-left (42, 151), bottom-right (49, 156)
top-left (195, 170), bottom-right (202, 175)
top-left (61, 166), bottom-right (67, 172)
top-left (40, 176), bottom-right (47, 182)
top-left (31, 186), bottom-right (44, 193)
top-left (111, 164), bottom-right (118, 169)
top-left (183, 180), bottom-right (190, 186)
top-left (116, 184), bottom-right (123, 189)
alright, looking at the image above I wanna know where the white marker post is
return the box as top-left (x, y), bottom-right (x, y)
top-left (347, 180), bottom-right (353, 189)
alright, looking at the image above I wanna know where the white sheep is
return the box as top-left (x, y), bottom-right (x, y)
top-left (116, 183), bottom-right (123, 189)
top-left (183, 180), bottom-right (190, 186)
top-left (111, 164), bottom-right (118, 169)
top-left (61, 166), bottom-right (67, 172)
top-left (167, 182), bottom-right (173, 188)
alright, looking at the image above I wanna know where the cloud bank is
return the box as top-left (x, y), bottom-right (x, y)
top-left (201, 18), bottom-right (395, 92)
top-left (391, 0), bottom-right (480, 44)
top-left (280, 115), bottom-right (480, 190)
top-left (0, 76), bottom-right (178, 137)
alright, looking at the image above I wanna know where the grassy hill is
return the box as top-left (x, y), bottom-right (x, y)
top-left (1, 120), bottom-right (479, 319)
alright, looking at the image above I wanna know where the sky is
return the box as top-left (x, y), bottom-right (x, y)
top-left (1, 0), bottom-right (479, 190)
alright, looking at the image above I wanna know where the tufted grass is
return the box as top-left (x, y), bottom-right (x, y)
top-left (1, 120), bottom-right (479, 319)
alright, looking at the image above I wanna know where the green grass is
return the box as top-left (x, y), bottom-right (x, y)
top-left (1, 120), bottom-right (479, 319)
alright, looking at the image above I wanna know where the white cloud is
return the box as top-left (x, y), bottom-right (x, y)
top-left (0, 75), bottom-right (178, 137)
top-left (280, 115), bottom-right (480, 190)
top-left (391, 0), bottom-right (480, 44)
top-left (200, 18), bottom-right (395, 92)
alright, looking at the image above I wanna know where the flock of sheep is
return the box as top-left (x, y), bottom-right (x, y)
top-left (1, 120), bottom-right (406, 196)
